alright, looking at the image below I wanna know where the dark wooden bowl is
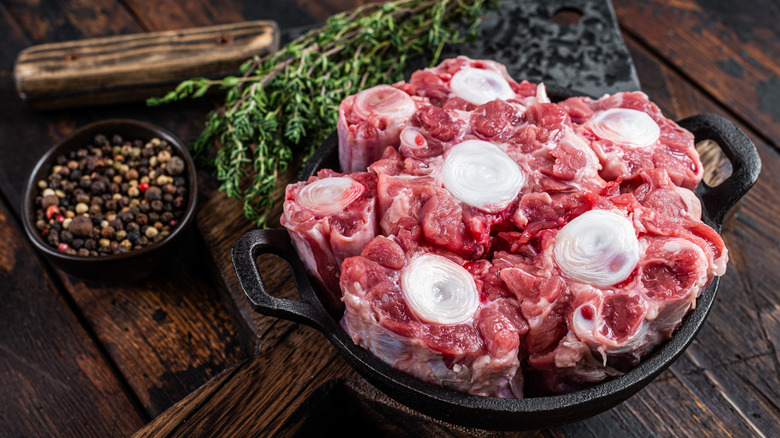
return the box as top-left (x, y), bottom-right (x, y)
top-left (232, 110), bottom-right (760, 430)
top-left (22, 119), bottom-right (198, 283)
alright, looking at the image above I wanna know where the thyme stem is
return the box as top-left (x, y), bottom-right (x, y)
top-left (148, 0), bottom-right (496, 227)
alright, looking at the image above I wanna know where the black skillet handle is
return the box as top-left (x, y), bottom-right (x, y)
top-left (231, 229), bottom-right (337, 334)
top-left (678, 113), bottom-right (761, 224)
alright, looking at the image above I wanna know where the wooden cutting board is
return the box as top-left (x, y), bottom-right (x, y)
top-left (178, 0), bottom-right (647, 434)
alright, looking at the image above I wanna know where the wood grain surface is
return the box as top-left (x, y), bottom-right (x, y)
top-left (0, 0), bottom-right (250, 424)
top-left (0, 190), bottom-right (145, 436)
top-left (1, 0), bottom-right (779, 437)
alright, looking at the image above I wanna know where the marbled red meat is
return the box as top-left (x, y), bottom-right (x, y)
top-left (562, 92), bottom-right (703, 189)
top-left (283, 56), bottom-right (729, 399)
top-left (406, 56), bottom-right (538, 108)
top-left (337, 84), bottom-right (425, 172)
top-left (340, 235), bottom-right (528, 397)
top-left (281, 170), bottom-right (378, 312)
top-left (493, 170), bottom-right (726, 393)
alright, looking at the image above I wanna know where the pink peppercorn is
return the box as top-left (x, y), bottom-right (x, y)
top-left (46, 205), bottom-right (59, 219)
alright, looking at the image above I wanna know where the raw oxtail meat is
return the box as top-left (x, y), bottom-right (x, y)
top-left (339, 235), bottom-right (528, 398)
top-left (560, 91), bottom-right (703, 189)
top-left (369, 141), bottom-right (525, 259)
top-left (281, 169), bottom-right (378, 312)
top-left (337, 84), bottom-right (424, 172)
top-left (495, 169), bottom-right (726, 394)
top-left (400, 56), bottom-right (539, 109)
top-left (281, 56), bottom-right (728, 399)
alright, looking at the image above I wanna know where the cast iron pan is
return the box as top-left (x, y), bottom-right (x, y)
top-left (232, 94), bottom-right (761, 430)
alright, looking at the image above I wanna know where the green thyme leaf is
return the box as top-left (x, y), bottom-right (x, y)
top-left (148, 0), bottom-right (496, 227)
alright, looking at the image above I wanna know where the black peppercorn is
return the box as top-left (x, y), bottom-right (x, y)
top-left (166, 156), bottom-right (185, 175)
top-left (101, 226), bottom-right (116, 239)
top-left (35, 133), bottom-right (188, 256)
top-left (41, 195), bottom-right (59, 209)
top-left (90, 181), bottom-right (106, 195)
top-left (127, 231), bottom-right (141, 244)
top-left (69, 216), bottom-right (93, 237)
top-left (118, 210), bottom-right (134, 223)
top-left (144, 186), bottom-right (162, 201)
top-left (60, 231), bottom-right (74, 244)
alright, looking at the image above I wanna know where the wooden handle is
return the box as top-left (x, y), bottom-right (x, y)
top-left (13, 20), bottom-right (280, 110)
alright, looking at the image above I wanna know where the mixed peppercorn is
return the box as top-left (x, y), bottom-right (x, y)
top-left (33, 134), bottom-right (189, 256)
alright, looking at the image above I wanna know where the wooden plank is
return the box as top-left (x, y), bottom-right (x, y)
top-left (147, 2), bottom-right (780, 436)
top-left (59, 234), bottom-right (251, 418)
top-left (0, 0), bottom-right (252, 419)
top-left (2, 0), bottom-right (144, 42)
top-left (195, 173), bottom-right (296, 340)
top-left (317, 379), bottom-right (548, 438)
top-left (0, 192), bottom-right (145, 436)
top-left (120, 0), bottom-right (324, 31)
top-left (131, 326), bottom-right (356, 437)
top-left (613, 0), bottom-right (780, 147)
top-left (613, 34), bottom-right (780, 436)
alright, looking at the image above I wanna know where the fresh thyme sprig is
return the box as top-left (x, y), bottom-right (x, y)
top-left (148, 0), bottom-right (496, 227)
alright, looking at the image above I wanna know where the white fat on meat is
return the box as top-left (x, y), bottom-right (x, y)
top-left (587, 108), bottom-right (661, 148)
top-left (571, 297), bottom-right (650, 355)
top-left (401, 254), bottom-right (479, 325)
top-left (535, 83), bottom-right (551, 104)
top-left (296, 177), bottom-right (365, 215)
top-left (554, 210), bottom-right (640, 287)
top-left (442, 140), bottom-right (524, 213)
top-left (353, 85), bottom-right (416, 120)
top-left (338, 85), bottom-right (418, 172)
top-left (450, 67), bottom-right (515, 105)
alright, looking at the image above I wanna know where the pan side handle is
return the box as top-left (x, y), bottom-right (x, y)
top-left (232, 229), bottom-right (338, 334)
top-left (678, 113), bottom-right (761, 224)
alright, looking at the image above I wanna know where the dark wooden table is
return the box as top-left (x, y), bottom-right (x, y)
top-left (1, 1), bottom-right (778, 436)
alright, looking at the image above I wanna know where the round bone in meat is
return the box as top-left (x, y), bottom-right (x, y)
top-left (297, 177), bottom-right (365, 215)
top-left (554, 210), bottom-right (640, 287)
top-left (587, 108), bottom-right (660, 148)
top-left (443, 140), bottom-right (524, 213)
top-left (399, 126), bottom-right (429, 157)
top-left (401, 254), bottom-right (479, 325)
top-left (450, 68), bottom-right (515, 105)
top-left (353, 84), bottom-right (416, 120)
